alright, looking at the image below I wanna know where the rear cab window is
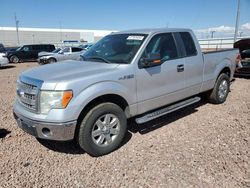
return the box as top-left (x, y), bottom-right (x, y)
top-left (179, 32), bottom-right (197, 57)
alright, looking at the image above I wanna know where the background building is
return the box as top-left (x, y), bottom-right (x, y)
top-left (0, 27), bottom-right (116, 47)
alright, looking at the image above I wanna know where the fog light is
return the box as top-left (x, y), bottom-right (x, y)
top-left (42, 128), bottom-right (51, 136)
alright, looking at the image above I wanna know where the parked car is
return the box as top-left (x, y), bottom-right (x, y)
top-left (38, 48), bottom-right (61, 58)
top-left (6, 44), bottom-right (55, 63)
top-left (0, 52), bottom-right (9, 67)
top-left (38, 47), bottom-right (85, 64)
top-left (13, 28), bottom-right (238, 156)
top-left (234, 38), bottom-right (250, 76)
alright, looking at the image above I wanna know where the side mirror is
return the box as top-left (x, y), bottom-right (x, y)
top-left (139, 53), bottom-right (161, 68)
top-left (58, 51), bottom-right (64, 54)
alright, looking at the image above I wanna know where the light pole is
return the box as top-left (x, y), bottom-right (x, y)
top-left (32, 34), bottom-right (35, 44)
top-left (14, 13), bottom-right (20, 45)
top-left (234, 0), bottom-right (241, 42)
top-left (239, 31), bottom-right (243, 37)
top-left (211, 31), bottom-right (216, 38)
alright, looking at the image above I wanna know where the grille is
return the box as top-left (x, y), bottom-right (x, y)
top-left (17, 81), bottom-right (38, 112)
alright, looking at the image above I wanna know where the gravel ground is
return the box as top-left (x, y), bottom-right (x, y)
top-left (0, 62), bottom-right (249, 188)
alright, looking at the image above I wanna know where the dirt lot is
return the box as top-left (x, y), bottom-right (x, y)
top-left (0, 62), bottom-right (249, 187)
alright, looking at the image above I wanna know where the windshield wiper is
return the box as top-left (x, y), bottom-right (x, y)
top-left (86, 56), bottom-right (112, 64)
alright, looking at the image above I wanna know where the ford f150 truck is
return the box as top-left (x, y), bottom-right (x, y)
top-left (13, 28), bottom-right (238, 156)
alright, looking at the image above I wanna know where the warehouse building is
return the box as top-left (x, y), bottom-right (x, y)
top-left (0, 27), bottom-right (116, 47)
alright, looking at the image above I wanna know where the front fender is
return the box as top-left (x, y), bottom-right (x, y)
top-left (70, 81), bottom-right (136, 120)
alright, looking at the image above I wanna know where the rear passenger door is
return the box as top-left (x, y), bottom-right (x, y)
top-left (177, 32), bottom-right (203, 95)
top-left (136, 33), bottom-right (186, 114)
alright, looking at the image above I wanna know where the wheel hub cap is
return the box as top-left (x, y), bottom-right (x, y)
top-left (92, 114), bottom-right (120, 147)
top-left (218, 80), bottom-right (228, 99)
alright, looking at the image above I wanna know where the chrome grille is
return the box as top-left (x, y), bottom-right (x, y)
top-left (17, 81), bottom-right (38, 112)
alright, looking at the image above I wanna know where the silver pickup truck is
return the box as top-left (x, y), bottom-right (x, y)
top-left (13, 28), bottom-right (238, 156)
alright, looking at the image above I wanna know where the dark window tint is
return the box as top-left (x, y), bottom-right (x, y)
top-left (72, 47), bottom-right (82, 52)
top-left (179, 32), bottom-right (197, 56)
top-left (143, 33), bottom-right (178, 61)
top-left (32, 45), bottom-right (41, 50)
top-left (23, 46), bottom-right (32, 51)
top-left (0, 43), bottom-right (5, 53)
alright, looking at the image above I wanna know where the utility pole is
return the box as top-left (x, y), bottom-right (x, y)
top-left (59, 21), bottom-right (62, 43)
top-left (239, 31), bottom-right (243, 37)
top-left (14, 12), bottom-right (20, 45)
top-left (234, 0), bottom-right (240, 42)
top-left (211, 31), bottom-right (216, 38)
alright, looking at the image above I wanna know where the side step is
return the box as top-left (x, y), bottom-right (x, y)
top-left (135, 97), bottom-right (201, 124)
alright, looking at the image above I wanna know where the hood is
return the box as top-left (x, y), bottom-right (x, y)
top-left (38, 51), bottom-right (55, 57)
top-left (21, 60), bottom-right (119, 83)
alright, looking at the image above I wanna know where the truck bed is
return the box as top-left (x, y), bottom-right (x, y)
top-left (201, 48), bottom-right (238, 92)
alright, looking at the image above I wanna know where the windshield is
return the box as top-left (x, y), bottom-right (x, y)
top-left (16, 46), bottom-right (23, 51)
top-left (82, 34), bottom-right (147, 64)
top-left (52, 48), bottom-right (61, 53)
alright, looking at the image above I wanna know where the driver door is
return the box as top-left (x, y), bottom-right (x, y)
top-left (136, 33), bottom-right (186, 114)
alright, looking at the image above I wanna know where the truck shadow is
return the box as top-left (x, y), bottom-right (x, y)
top-left (0, 65), bottom-right (16, 69)
top-left (37, 138), bottom-right (86, 155)
top-left (0, 129), bottom-right (11, 138)
top-left (127, 99), bottom-right (207, 135)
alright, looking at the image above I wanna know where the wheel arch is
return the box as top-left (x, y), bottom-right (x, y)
top-left (74, 93), bottom-right (130, 139)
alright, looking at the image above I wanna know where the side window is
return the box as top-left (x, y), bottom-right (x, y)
top-left (72, 47), bottom-right (82, 52)
top-left (62, 47), bottom-right (70, 53)
top-left (179, 32), bottom-right (197, 56)
top-left (23, 46), bottom-right (31, 51)
top-left (143, 33), bottom-right (178, 61)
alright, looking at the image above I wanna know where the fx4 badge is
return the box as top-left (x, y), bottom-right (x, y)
top-left (118, 74), bottom-right (135, 80)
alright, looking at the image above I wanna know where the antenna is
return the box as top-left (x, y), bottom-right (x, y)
top-left (14, 12), bottom-right (20, 45)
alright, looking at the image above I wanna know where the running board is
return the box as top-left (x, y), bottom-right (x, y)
top-left (135, 97), bottom-right (201, 124)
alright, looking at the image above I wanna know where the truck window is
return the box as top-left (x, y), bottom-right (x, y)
top-left (179, 32), bottom-right (197, 56)
top-left (143, 33), bottom-right (178, 61)
top-left (72, 47), bottom-right (82, 52)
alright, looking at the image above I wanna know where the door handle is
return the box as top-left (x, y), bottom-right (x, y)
top-left (177, 64), bottom-right (184, 72)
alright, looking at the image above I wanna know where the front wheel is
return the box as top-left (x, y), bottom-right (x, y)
top-left (48, 58), bottom-right (57, 64)
top-left (77, 103), bottom-right (127, 157)
top-left (10, 55), bottom-right (19, 63)
top-left (208, 73), bottom-right (230, 104)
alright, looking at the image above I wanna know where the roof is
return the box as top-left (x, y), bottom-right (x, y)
top-left (113, 28), bottom-right (192, 35)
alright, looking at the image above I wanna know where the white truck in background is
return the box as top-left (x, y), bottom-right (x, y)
top-left (14, 28), bottom-right (238, 156)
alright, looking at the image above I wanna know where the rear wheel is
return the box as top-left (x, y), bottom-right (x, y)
top-left (208, 73), bottom-right (230, 104)
top-left (10, 55), bottom-right (19, 63)
top-left (77, 103), bottom-right (127, 157)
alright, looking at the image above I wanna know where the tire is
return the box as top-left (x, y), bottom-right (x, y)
top-left (10, 55), bottom-right (19, 63)
top-left (48, 58), bottom-right (57, 64)
top-left (77, 102), bottom-right (127, 157)
top-left (208, 73), bottom-right (230, 104)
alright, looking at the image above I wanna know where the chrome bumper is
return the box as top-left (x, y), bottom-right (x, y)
top-left (13, 111), bottom-right (77, 141)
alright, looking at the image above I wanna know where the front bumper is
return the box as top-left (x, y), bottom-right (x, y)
top-left (13, 111), bottom-right (77, 141)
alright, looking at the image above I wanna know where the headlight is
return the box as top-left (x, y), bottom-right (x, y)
top-left (40, 90), bottom-right (73, 114)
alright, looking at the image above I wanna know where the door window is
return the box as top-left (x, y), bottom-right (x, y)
top-left (142, 33), bottom-right (178, 61)
top-left (72, 47), bottom-right (82, 52)
top-left (23, 46), bottom-right (31, 52)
